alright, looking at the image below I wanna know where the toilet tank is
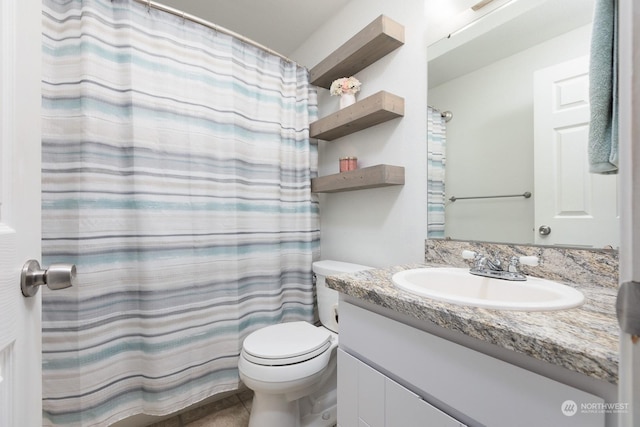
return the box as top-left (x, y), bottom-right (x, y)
top-left (312, 260), bottom-right (372, 333)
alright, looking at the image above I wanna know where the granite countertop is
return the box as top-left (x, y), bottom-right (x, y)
top-left (326, 263), bottom-right (619, 384)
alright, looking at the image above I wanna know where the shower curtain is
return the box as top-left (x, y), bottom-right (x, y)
top-left (41, 0), bottom-right (319, 425)
top-left (427, 106), bottom-right (446, 238)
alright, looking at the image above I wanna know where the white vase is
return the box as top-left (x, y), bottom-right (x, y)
top-left (340, 93), bottom-right (356, 109)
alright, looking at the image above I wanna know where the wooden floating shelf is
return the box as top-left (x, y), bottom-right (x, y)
top-left (311, 164), bottom-right (405, 193)
top-left (310, 91), bottom-right (404, 141)
top-left (310, 15), bottom-right (405, 89)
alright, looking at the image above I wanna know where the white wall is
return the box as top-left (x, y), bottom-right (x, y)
top-left (290, 0), bottom-right (428, 268)
top-left (428, 24), bottom-right (591, 244)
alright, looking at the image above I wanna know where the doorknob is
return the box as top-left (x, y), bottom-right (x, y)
top-left (21, 260), bottom-right (77, 297)
top-left (538, 225), bottom-right (552, 236)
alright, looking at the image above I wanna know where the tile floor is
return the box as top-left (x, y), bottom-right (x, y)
top-left (148, 390), bottom-right (252, 427)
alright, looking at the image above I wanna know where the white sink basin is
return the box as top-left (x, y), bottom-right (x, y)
top-left (392, 267), bottom-right (585, 311)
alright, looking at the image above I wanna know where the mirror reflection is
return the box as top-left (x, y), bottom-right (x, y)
top-left (427, 0), bottom-right (619, 249)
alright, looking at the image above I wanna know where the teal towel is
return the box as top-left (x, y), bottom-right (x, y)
top-left (588, 0), bottom-right (618, 174)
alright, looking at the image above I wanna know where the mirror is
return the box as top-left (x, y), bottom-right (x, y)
top-left (427, 0), bottom-right (619, 248)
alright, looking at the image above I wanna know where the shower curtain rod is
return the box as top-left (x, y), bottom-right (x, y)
top-left (428, 105), bottom-right (453, 122)
top-left (131, 0), bottom-right (296, 64)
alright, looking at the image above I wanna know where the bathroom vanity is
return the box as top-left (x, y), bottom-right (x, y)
top-left (328, 262), bottom-right (619, 427)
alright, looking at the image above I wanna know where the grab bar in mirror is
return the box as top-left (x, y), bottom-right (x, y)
top-left (448, 191), bottom-right (531, 202)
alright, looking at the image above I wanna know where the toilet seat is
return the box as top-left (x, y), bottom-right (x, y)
top-left (242, 321), bottom-right (332, 366)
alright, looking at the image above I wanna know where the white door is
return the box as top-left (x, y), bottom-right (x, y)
top-left (533, 56), bottom-right (619, 248)
top-left (0, 0), bottom-right (43, 426)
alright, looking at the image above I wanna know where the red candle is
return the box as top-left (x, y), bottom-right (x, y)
top-left (339, 157), bottom-right (358, 172)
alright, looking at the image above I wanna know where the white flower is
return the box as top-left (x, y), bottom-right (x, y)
top-left (330, 77), bottom-right (361, 96)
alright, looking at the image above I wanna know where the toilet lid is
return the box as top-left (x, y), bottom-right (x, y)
top-left (242, 321), bottom-right (332, 366)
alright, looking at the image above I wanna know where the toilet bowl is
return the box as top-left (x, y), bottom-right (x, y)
top-left (238, 260), bottom-right (372, 427)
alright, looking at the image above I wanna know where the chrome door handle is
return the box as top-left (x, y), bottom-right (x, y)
top-left (21, 260), bottom-right (77, 297)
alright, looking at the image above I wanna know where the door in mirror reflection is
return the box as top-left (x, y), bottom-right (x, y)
top-left (533, 56), bottom-right (619, 248)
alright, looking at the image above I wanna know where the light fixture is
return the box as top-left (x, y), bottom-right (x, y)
top-left (471, 0), bottom-right (496, 11)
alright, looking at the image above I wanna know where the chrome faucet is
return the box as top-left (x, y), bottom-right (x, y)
top-left (461, 250), bottom-right (538, 281)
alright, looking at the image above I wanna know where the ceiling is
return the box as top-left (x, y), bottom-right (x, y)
top-left (157, 0), bottom-right (353, 56)
top-left (428, 0), bottom-right (594, 87)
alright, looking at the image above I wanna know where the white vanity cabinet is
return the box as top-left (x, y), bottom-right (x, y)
top-left (337, 300), bottom-right (607, 427)
top-left (338, 349), bottom-right (465, 426)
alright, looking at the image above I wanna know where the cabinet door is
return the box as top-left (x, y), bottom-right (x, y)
top-left (338, 349), bottom-right (385, 427)
top-left (357, 361), bottom-right (385, 427)
top-left (338, 349), bottom-right (359, 426)
top-left (338, 349), bottom-right (466, 427)
top-left (385, 378), bottom-right (464, 427)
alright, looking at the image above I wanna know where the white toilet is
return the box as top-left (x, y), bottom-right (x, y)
top-left (238, 260), bottom-right (372, 427)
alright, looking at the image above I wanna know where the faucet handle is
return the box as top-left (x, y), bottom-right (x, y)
top-left (518, 256), bottom-right (539, 266)
top-left (461, 250), bottom-right (478, 260)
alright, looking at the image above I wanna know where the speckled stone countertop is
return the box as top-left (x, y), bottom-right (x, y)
top-left (326, 262), bottom-right (619, 385)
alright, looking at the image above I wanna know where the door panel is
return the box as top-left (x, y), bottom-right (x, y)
top-left (0, 0), bottom-right (43, 425)
top-left (533, 56), bottom-right (619, 248)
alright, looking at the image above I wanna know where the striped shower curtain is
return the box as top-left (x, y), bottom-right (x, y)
top-left (427, 106), bottom-right (446, 238)
top-left (41, 0), bottom-right (319, 425)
